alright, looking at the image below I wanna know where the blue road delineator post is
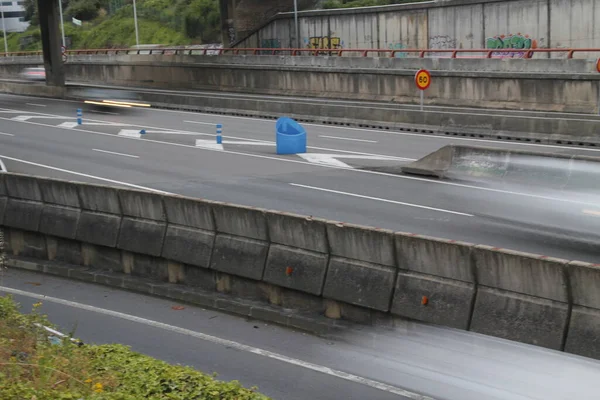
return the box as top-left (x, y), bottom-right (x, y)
top-left (276, 117), bottom-right (307, 155)
top-left (140, 129), bottom-right (146, 135)
top-left (76, 108), bottom-right (82, 125)
top-left (216, 124), bottom-right (223, 144)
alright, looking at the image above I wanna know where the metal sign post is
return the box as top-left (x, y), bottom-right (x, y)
top-left (414, 69), bottom-right (431, 111)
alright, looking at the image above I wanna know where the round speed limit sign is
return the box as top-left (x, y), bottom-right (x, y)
top-left (415, 69), bottom-right (431, 90)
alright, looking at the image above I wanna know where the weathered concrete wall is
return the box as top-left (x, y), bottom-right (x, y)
top-left (19, 54), bottom-right (597, 114)
top-left (235, 0), bottom-right (600, 59)
top-left (2, 172), bottom-right (600, 359)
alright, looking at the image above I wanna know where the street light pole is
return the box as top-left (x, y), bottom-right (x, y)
top-left (58, 0), bottom-right (66, 47)
top-left (0, 5), bottom-right (8, 54)
top-left (293, 0), bottom-right (299, 48)
top-left (133, 0), bottom-right (139, 47)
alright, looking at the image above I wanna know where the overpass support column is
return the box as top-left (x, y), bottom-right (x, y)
top-left (37, 0), bottom-right (65, 86)
top-left (220, 0), bottom-right (237, 47)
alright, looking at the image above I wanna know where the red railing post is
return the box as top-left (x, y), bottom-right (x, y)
top-left (568, 50), bottom-right (575, 59)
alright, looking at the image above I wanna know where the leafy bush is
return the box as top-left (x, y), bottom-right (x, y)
top-left (0, 295), bottom-right (270, 400)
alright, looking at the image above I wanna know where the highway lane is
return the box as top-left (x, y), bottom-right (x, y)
top-left (2, 92), bottom-right (600, 160)
top-left (0, 94), bottom-right (599, 263)
top-left (3, 268), bottom-right (600, 400)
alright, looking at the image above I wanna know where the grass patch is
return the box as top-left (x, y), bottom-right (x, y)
top-left (0, 295), bottom-right (270, 400)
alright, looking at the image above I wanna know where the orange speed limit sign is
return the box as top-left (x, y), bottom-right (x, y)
top-left (415, 69), bottom-right (431, 90)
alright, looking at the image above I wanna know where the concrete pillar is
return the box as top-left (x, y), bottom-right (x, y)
top-left (220, 0), bottom-right (237, 47)
top-left (37, 0), bottom-right (65, 86)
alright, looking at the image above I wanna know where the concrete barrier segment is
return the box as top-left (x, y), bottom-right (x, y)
top-left (323, 256), bottom-right (396, 312)
top-left (391, 271), bottom-right (475, 330)
top-left (210, 233), bottom-right (269, 280)
top-left (212, 203), bottom-right (268, 241)
top-left (163, 195), bottom-right (215, 231)
top-left (263, 244), bottom-right (329, 296)
top-left (117, 217), bottom-right (166, 257)
top-left (4, 173), bottom-right (43, 201)
top-left (266, 211), bottom-right (328, 253)
top-left (395, 232), bottom-right (475, 283)
top-left (37, 178), bottom-right (81, 208)
top-left (76, 211), bottom-right (122, 248)
top-left (325, 221), bottom-right (395, 267)
top-left (474, 245), bottom-right (569, 302)
top-left (161, 224), bottom-right (214, 268)
top-left (77, 183), bottom-right (122, 214)
top-left (118, 189), bottom-right (166, 221)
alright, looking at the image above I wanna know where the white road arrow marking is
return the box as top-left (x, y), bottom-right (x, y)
top-left (298, 153), bottom-right (401, 168)
top-left (58, 122), bottom-right (79, 129)
top-left (118, 129), bottom-right (142, 139)
top-left (195, 139), bottom-right (224, 150)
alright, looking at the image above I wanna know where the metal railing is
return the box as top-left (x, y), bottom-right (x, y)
top-left (1, 47), bottom-right (599, 59)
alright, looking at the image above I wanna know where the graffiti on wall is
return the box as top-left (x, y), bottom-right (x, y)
top-left (388, 43), bottom-right (408, 58)
top-left (305, 36), bottom-right (343, 50)
top-left (486, 33), bottom-right (538, 58)
top-left (260, 38), bottom-right (281, 54)
top-left (428, 35), bottom-right (459, 56)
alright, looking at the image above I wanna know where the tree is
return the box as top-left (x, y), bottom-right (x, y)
top-left (22, 0), bottom-right (39, 24)
top-left (66, 0), bottom-right (101, 21)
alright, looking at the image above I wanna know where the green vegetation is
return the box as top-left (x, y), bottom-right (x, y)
top-left (322, 0), bottom-right (429, 9)
top-left (0, 295), bottom-right (270, 400)
top-left (8, 0), bottom-right (220, 52)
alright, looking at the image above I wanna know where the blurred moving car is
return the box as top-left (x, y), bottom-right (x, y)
top-left (20, 67), bottom-right (46, 81)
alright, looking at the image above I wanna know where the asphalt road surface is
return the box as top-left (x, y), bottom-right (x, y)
top-left (0, 92), bottom-right (599, 263)
top-left (2, 268), bottom-right (600, 400)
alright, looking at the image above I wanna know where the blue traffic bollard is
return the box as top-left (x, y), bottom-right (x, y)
top-left (76, 108), bottom-right (82, 125)
top-left (216, 124), bottom-right (223, 144)
top-left (140, 129), bottom-right (146, 135)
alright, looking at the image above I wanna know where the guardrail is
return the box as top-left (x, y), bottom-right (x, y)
top-left (2, 47), bottom-right (600, 59)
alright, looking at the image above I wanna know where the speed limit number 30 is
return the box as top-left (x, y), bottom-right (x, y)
top-left (415, 69), bottom-right (431, 90)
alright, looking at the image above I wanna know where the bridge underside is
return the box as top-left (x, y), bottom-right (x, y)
top-left (37, 0), bottom-right (65, 86)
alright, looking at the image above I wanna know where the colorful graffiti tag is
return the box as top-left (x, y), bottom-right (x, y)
top-left (486, 34), bottom-right (537, 58)
top-left (260, 38), bottom-right (281, 54)
top-left (305, 37), bottom-right (343, 50)
top-left (388, 43), bottom-right (408, 58)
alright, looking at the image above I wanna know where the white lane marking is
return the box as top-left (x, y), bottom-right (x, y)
top-left (195, 139), bottom-right (224, 150)
top-left (26, 103), bottom-right (46, 107)
top-left (140, 130), bottom-right (204, 135)
top-left (0, 158), bottom-right (7, 172)
top-left (223, 140), bottom-right (275, 146)
top-left (58, 122), bottom-right (79, 129)
top-left (0, 155), bottom-right (172, 194)
top-left (0, 131), bottom-right (15, 136)
top-left (92, 148), bottom-right (139, 159)
top-left (12, 115), bottom-right (71, 121)
top-left (583, 210), bottom-right (600, 217)
top-left (298, 153), bottom-right (401, 168)
top-left (184, 120), bottom-right (217, 126)
top-left (319, 135), bottom-right (378, 143)
top-left (0, 286), bottom-right (435, 400)
top-left (290, 183), bottom-right (473, 217)
top-left (118, 129), bottom-right (142, 138)
top-left (3, 115), bottom-right (600, 208)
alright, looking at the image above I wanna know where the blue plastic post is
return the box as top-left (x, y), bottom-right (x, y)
top-left (76, 108), bottom-right (82, 125)
top-left (140, 129), bottom-right (146, 135)
top-left (216, 124), bottom-right (223, 144)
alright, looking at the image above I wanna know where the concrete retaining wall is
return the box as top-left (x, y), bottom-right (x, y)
top-left (2, 172), bottom-right (600, 359)
top-left (236, 0), bottom-right (600, 60)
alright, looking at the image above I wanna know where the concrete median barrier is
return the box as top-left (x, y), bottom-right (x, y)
top-left (2, 172), bottom-right (600, 360)
top-left (401, 145), bottom-right (600, 192)
top-left (391, 233), bottom-right (476, 330)
top-left (471, 246), bottom-right (570, 350)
